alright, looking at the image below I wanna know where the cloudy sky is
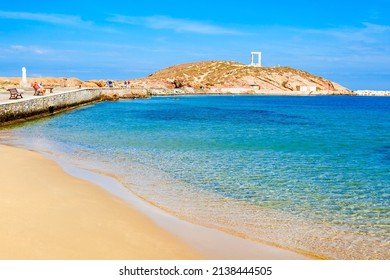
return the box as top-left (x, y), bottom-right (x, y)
top-left (1, 0), bottom-right (389, 90)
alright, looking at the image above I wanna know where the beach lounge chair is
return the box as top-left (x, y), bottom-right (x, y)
top-left (7, 88), bottom-right (23, 99)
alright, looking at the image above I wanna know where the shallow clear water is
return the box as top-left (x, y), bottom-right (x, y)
top-left (1, 95), bottom-right (389, 259)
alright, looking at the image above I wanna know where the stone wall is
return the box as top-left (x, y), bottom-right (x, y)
top-left (0, 88), bottom-right (103, 124)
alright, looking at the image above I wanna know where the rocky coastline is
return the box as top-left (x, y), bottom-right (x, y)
top-left (353, 90), bottom-right (390, 96)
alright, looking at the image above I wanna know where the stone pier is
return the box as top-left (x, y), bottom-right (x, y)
top-left (0, 88), bottom-right (103, 124)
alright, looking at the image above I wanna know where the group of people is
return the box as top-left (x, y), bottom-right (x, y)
top-left (124, 80), bottom-right (131, 88)
top-left (105, 80), bottom-right (132, 88)
top-left (32, 82), bottom-right (46, 95)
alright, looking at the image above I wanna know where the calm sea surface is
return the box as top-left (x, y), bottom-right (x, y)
top-left (1, 95), bottom-right (389, 259)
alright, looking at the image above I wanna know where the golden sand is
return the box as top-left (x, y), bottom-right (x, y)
top-left (0, 144), bottom-right (202, 259)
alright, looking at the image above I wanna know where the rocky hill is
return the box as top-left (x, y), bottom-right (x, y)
top-left (1, 60), bottom-right (351, 94)
top-left (133, 60), bottom-right (351, 94)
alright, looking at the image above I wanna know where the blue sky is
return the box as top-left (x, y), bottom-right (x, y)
top-left (1, 0), bottom-right (389, 90)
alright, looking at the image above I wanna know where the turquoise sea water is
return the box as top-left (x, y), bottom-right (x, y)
top-left (1, 95), bottom-right (389, 259)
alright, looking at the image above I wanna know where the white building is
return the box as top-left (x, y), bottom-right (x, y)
top-left (297, 85), bottom-right (318, 92)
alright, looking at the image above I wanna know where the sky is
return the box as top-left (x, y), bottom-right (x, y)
top-left (1, 0), bottom-right (390, 90)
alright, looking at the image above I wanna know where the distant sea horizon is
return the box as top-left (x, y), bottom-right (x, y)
top-left (1, 95), bottom-right (389, 259)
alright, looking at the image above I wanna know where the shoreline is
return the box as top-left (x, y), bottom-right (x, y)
top-left (0, 143), bottom-right (309, 260)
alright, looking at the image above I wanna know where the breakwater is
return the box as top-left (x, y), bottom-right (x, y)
top-left (0, 87), bottom-right (154, 125)
top-left (353, 90), bottom-right (390, 96)
top-left (0, 88), bottom-right (103, 124)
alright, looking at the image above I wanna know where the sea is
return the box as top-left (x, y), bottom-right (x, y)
top-left (1, 95), bottom-right (389, 259)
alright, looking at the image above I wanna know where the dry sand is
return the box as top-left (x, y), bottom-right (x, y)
top-left (0, 144), bottom-right (309, 260)
top-left (0, 144), bottom-right (202, 259)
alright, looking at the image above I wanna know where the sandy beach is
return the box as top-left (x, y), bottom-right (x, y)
top-left (0, 144), bottom-right (203, 259)
top-left (0, 143), bottom-right (309, 260)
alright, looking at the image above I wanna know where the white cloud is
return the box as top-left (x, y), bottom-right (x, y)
top-left (108, 15), bottom-right (244, 35)
top-left (0, 10), bottom-right (95, 29)
top-left (361, 22), bottom-right (390, 33)
top-left (298, 22), bottom-right (390, 43)
top-left (10, 45), bottom-right (49, 55)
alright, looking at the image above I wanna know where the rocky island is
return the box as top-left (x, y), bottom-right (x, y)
top-left (131, 60), bottom-right (352, 95)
